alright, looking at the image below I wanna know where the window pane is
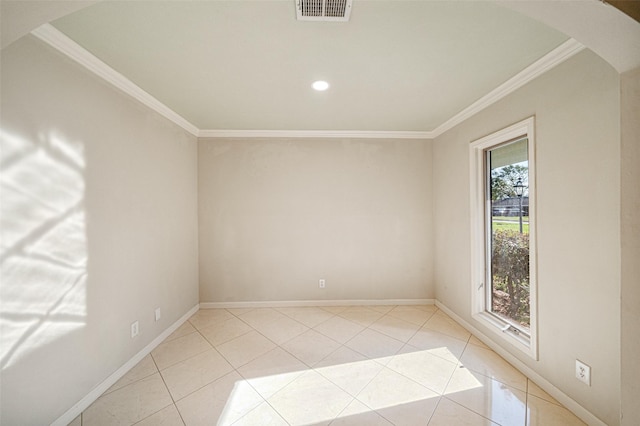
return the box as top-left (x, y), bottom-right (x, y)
top-left (487, 138), bottom-right (530, 331)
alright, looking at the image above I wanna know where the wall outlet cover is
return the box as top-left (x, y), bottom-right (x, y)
top-left (575, 359), bottom-right (591, 386)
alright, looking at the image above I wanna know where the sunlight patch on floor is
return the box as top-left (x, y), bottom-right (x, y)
top-left (221, 346), bottom-right (483, 425)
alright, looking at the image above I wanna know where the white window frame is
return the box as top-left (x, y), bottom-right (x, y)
top-left (469, 117), bottom-right (538, 360)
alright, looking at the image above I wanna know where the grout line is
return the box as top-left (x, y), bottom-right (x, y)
top-left (152, 322), bottom-right (232, 410)
top-left (441, 397), bottom-right (499, 425)
top-left (154, 357), bottom-right (177, 405)
top-left (274, 305), bottom-right (336, 330)
top-left (149, 352), bottom-right (160, 373)
top-left (95, 361), bottom-right (160, 398)
top-left (125, 354), bottom-right (181, 426)
top-left (175, 406), bottom-right (187, 426)
top-left (425, 396), bottom-right (443, 425)
top-left (331, 395), bottom-right (359, 425)
top-left (151, 327), bottom-right (213, 371)
top-left (222, 307), bottom-right (344, 425)
top-left (84, 304), bottom-right (576, 425)
top-left (228, 306), bottom-right (391, 424)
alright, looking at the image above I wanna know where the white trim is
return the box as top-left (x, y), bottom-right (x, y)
top-left (51, 304), bottom-right (200, 426)
top-left (435, 301), bottom-right (607, 426)
top-left (29, 24), bottom-right (582, 142)
top-left (197, 40), bottom-right (582, 140)
top-left (197, 129), bottom-right (434, 140)
top-left (469, 116), bottom-right (538, 360)
top-left (431, 39), bottom-right (584, 138)
top-left (30, 24), bottom-right (200, 137)
top-left (51, 299), bottom-right (605, 426)
top-left (199, 299), bottom-right (435, 309)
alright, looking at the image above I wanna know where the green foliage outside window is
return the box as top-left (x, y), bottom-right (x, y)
top-left (491, 228), bottom-right (530, 328)
top-left (491, 164), bottom-right (528, 201)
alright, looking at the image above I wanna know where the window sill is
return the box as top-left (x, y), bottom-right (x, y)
top-left (473, 311), bottom-right (538, 360)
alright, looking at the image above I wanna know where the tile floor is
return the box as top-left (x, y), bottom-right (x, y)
top-left (69, 305), bottom-right (586, 425)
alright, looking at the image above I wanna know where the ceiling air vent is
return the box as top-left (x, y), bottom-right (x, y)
top-left (296, 0), bottom-right (352, 22)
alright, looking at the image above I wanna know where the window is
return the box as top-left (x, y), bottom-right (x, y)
top-left (470, 117), bottom-right (537, 359)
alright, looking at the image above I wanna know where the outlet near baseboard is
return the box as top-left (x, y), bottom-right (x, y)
top-left (576, 359), bottom-right (591, 386)
top-left (130, 321), bottom-right (139, 338)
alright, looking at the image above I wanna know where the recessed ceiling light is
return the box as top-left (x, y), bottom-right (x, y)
top-left (312, 80), bottom-right (330, 91)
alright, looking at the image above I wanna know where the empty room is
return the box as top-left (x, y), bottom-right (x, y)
top-left (1, 1), bottom-right (638, 425)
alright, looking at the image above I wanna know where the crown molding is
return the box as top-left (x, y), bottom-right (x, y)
top-left (431, 38), bottom-right (585, 138)
top-left (199, 40), bottom-right (584, 140)
top-left (31, 24), bottom-right (200, 137)
top-left (31, 23), bottom-right (583, 141)
top-left (198, 129), bottom-right (434, 139)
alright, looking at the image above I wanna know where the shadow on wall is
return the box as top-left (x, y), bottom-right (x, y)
top-left (0, 128), bottom-right (87, 371)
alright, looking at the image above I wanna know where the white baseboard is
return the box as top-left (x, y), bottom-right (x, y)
top-left (52, 298), bottom-right (604, 426)
top-left (199, 298), bottom-right (435, 309)
top-left (435, 301), bottom-right (607, 426)
top-left (51, 304), bottom-right (200, 426)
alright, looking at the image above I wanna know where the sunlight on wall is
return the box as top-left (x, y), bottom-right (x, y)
top-left (219, 347), bottom-right (484, 424)
top-left (0, 129), bottom-right (87, 370)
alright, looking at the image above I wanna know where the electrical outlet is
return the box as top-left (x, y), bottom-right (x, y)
top-left (576, 359), bottom-right (591, 386)
top-left (319, 279), bottom-right (326, 288)
top-left (131, 321), bottom-right (139, 338)
top-left (155, 308), bottom-right (161, 322)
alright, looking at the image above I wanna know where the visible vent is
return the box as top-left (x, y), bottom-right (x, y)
top-left (296, 0), bottom-right (352, 22)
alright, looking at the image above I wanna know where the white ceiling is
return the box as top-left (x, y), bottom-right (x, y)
top-left (3, 1), bottom-right (638, 135)
top-left (47, 1), bottom-right (571, 133)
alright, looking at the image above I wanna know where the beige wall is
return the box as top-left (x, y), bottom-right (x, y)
top-left (198, 138), bottom-right (434, 303)
top-left (0, 24), bottom-right (632, 426)
top-left (433, 50), bottom-right (621, 425)
top-left (0, 36), bottom-right (199, 425)
top-left (620, 66), bottom-right (640, 426)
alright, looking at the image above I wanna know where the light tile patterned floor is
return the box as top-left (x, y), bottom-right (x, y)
top-left (69, 305), bottom-right (586, 425)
